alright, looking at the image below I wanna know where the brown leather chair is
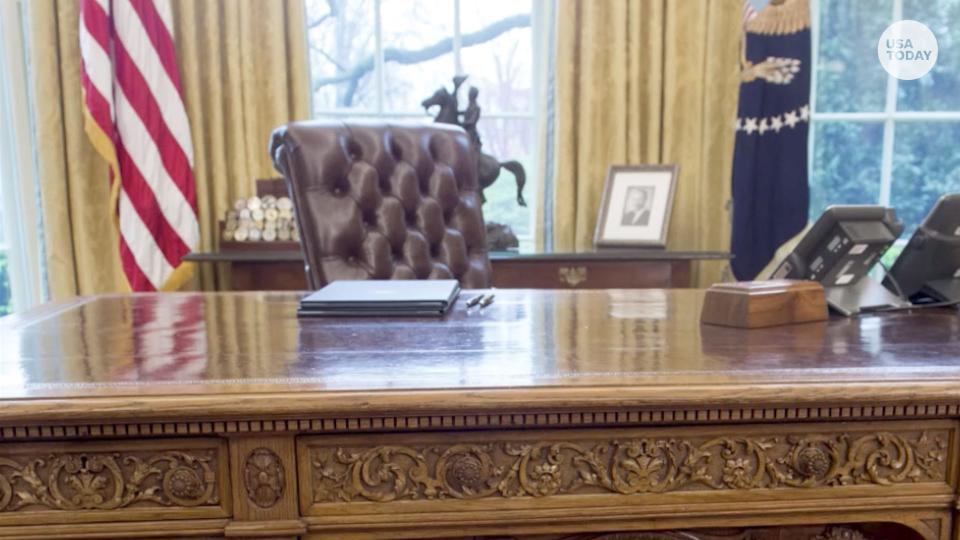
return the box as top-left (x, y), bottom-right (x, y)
top-left (270, 121), bottom-right (491, 289)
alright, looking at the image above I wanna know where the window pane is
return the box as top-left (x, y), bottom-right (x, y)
top-left (815, 0), bottom-right (892, 112)
top-left (459, 0), bottom-right (533, 114)
top-left (0, 133), bottom-right (7, 316)
top-left (381, 0), bottom-right (456, 113)
top-left (0, 252), bottom-right (9, 316)
top-left (303, 0), bottom-right (539, 246)
top-left (810, 121), bottom-right (884, 220)
top-left (460, 0), bottom-right (529, 33)
top-left (0, 199), bottom-right (7, 315)
top-left (475, 118), bottom-right (534, 240)
top-left (306, 0), bottom-right (377, 112)
top-left (0, 188), bottom-right (5, 245)
top-left (897, 0), bottom-right (960, 111)
top-left (891, 122), bottom-right (960, 234)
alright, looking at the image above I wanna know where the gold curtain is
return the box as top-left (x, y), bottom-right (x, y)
top-left (553, 0), bottom-right (741, 286)
top-left (172, 0), bottom-right (310, 290)
top-left (27, 0), bottom-right (310, 300)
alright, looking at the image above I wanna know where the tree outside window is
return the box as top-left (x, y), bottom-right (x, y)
top-left (811, 0), bottom-right (960, 261)
top-left (305, 0), bottom-right (538, 249)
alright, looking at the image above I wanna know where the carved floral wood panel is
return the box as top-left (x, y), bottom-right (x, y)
top-left (305, 429), bottom-right (948, 504)
top-left (0, 444), bottom-right (222, 513)
top-left (455, 526), bottom-right (877, 539)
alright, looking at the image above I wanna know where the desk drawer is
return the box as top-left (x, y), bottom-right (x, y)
top-left (297, 421), bottom-right (955, 538)
top-left (490, 259), bottom-right (689, 288)
top-left (0, 438), bottom-right (230, 526)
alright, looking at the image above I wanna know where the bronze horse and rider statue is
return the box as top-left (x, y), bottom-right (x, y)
top-left (421, 75), bottom-right (526, 208)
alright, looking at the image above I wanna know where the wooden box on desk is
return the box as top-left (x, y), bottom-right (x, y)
top-left (701, 280), bottom-right (828, 328)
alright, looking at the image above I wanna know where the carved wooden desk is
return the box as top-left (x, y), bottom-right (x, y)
top-left (1, 290), bottom-right (959, 540)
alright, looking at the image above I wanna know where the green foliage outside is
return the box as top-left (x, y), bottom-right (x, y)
top-left (890, 123), bottom-right (960, 233)
top-left (812, 0), bottom-right (960, 235)
top-left (473, 117), bottom-right (535, 250)
top-left (0, 252), bottom-right (11, 316)
top-left (479, 158), bottom-right (534, 236)
top-left (881, 243), bottom-right (904, 269)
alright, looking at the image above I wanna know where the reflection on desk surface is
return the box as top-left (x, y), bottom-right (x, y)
top-left (0, 289), bottom-right (958, 399)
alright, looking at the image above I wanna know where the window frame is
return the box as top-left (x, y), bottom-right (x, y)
top-left (809, 0), bottom-right (960, 210)
top-left (0, 0), bottom-right (46, 312)
top-left (307, 0), bottom-right (543, 250)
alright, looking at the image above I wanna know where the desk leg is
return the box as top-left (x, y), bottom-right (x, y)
top-left (225, 435), bottom-right (305, 539)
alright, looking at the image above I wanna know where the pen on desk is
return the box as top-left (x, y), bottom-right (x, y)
top-left (465, 295), bottom-right (483, 308)
top-left (479, 294), bottom-right (495, 308)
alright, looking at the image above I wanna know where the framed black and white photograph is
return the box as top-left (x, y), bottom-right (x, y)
top-left (593, 164), bottom-right (678, 249)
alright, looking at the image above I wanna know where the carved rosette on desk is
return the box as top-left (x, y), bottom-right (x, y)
top-left (307, 429), bottom-right (947, 503)
top-left (243, 447), bottom-right (285, 509)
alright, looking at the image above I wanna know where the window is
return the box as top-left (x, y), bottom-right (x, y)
top-left (305, 0), bottom-right (540, 250)
top-left (0, 0), bottom-right (45, 314)
top-left (0, 185), bottom-right (9, 315)
top-left (810, 0), bottom-right (960, 252)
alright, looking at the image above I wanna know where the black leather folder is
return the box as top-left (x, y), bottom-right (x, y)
top-left (298, 279), bottom-right (461, 317)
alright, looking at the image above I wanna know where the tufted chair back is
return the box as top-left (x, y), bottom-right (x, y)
top-left (270, 121), bottom-right (491, 289)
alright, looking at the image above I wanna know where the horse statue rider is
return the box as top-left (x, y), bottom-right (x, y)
top-left (420, 75), bottom-right (526, 208)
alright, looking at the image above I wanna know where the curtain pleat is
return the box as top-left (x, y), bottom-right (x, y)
top-left (172, 0), bottom-right (310, 290)
top-left (28, 0), bottom-right (127, 298)
top-left (553, 0), bottom-right (741, 286)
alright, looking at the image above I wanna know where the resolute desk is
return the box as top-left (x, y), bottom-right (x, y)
top-left (0, 290), bottom-right (959, 540)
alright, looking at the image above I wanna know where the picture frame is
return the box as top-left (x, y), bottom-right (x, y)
top-left (593, 164), bottom-right (679, 249)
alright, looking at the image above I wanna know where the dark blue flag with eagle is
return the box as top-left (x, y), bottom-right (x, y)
top-left (730, 0), bottom-right (811, 280)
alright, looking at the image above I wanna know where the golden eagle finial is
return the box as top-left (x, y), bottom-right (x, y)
top-left (746, 0), bottom-right (810, 35)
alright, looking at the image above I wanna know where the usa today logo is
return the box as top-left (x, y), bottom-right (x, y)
top-left (878, 20), bottom-right (938, 80)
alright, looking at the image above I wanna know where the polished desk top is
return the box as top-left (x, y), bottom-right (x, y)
top-left (1, 289), bottom-right (959, 422)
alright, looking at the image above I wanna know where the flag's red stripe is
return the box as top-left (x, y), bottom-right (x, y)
top-left (80, 0), bottom-right (111, 51)
top-left (127, 0), bottom-right (184, 96)
top-left (147, 297), bottom-right (205, 378)
top-left (128, 292), bottom-right (158, 380)
top-left (113, 38), bottom-right (196, 208)
top-left (80, 71), bottom-right (114, 137)
top-left (116, 142), bottom-right (191, 267)
top-left (79, 0), bottom-right (113, 139)
top-left (119, 235), bottom-right (157, 292)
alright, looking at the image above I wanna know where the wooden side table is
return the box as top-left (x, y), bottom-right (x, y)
top-left (184, 250), bottom-right (730, 290)
top-left (489, 251), bottom-right (729, 289)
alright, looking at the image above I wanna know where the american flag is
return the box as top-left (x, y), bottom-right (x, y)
top-left (79, 0), bottom-right (198, 292)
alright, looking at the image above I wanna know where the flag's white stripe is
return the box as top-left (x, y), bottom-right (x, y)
top-left (115, 89), bottom-right (199, 248)
top-left (92, 0), bottom-right (109, 13)
top-left (153, 0), bottom-right (176, 41)
top-left (119, 190), bottom-right (174, 289)
top-left (113, 0), bottom-right (194, 164)
top-left (140, 306), bottom-right (169, 368)
top-left (139, 355), bottom-right (173, 373)
top-left (78, 24), bottom-right (114, 113)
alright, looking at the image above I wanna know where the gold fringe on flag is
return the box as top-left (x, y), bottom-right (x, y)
top-left (80, 85), bottom-right (132, 293)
